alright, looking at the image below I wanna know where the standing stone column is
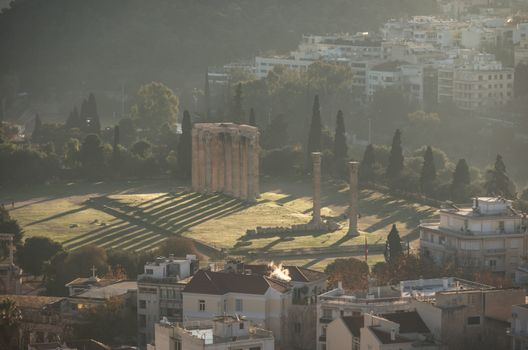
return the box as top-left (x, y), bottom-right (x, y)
top-left (210, 134), bottom-right (218, 192)
top-left (231, 134), bottom-right (241, 198)
top-left (191, 129), bottom-right (199, 191)
top-left (224, 134), bottom-right (233, 195)
top-left (253, 134), bottom-right (260, 198)
top-left (217, 134), bottom-right (225, 192)
top-left (311, 152), bottom-right (322, 224)
top-left (248, 136), bottom-right (259, 201)
top-left (240, 137), bottom-right (249, 200)
top-left (204, 133), bottom-right (212, 193)
top-left (198, 131), bottom-right (206, 191)
top-left (348, 161), bottom-right (359, 236)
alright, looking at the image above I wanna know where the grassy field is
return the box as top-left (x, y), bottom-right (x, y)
top-left (3, 178), bottom-right (437, 270)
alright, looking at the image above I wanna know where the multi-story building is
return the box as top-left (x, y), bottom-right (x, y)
top-left (326, 311), bottom-right (439, 350)
top-left (316, 277), bottom-right (499, 350)
top-left (148, 315), bottom-right (274, 350)
top-left (420, 197), bottom-right (526, 276)
top-left (366, 61), bottom-right (404, 100)
top-left (437, 54), bottom-right (514, 110)
top-left (412, 286), bottom-right (524, 349)
top-left (515, 38), bottom-right (528, 67)
top-left (511, 304), bottom-right (528, 350)
top-left (1, 295), bottom-right (72, 349)
top-left (254, 55), bottom-right (316, 79)
top-left (316, 282), bottom-right (412, 350)
top-left (137, 255), bottom-right (199, 347)
top-left (182, 269), bottom-right (292, 344)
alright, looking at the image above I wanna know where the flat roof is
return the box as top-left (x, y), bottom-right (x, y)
top-left (73, 281), bottom-right (137, 300)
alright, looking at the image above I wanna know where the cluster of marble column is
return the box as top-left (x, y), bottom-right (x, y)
top-left (192, 123), bottom-right (259, 202)
top-left (310, 152), bottom-right (359, 235)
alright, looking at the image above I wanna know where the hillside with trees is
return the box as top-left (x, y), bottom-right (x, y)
top-left (0, 0), bottom-right (435, 120)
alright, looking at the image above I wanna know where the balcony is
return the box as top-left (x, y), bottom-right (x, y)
top-left (484, 248), bottom-right (506, 255)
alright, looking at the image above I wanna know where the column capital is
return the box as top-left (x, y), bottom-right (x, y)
top-left (311, 152), bottom-right (322, 161)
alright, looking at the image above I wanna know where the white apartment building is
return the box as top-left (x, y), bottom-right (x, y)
top-left (511, 304), bottom-right (528, 350)
top-left (366, 61), bottom-right (403, 100)
top-left (461, 26), bottom-right (498, 49)
top-left (316, 277), bottom-right (498, 350)
top-left (255, 55), bottom-right (316, 79)
top-left (420, 197), bottom-right (526, 276)
top-left (316, 283), bottom-right (412, 350)
top-left (182, 269), bottom-right (292, 343)
top-left (138, 255), bottom-right (199, 348)
top-left (148, 316), bottom-right (274, 350)
top-left (326, 311), bottom-right (439, 350)
top-left (299, 33), bottom-right (383, 59)
top-left (437, 54), bottom-right (514, 110)
top-left (365, 61), bottom-right (425, 104)
top-left (515, 38), bottom-right (528, 67)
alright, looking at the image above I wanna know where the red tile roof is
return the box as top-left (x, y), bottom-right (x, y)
top-left (183, 270), bottom-right (291, 295)
top-left (244, 264), bottom-right (327, 283)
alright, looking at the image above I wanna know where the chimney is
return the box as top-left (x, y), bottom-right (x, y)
top-left (390, 328), bottom-right (396, 341)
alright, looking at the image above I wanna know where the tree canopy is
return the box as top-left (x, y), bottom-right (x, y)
top-left (16, 236), bottom-right (63, 276)
top-left (131, 82), bottom-right (179, 132)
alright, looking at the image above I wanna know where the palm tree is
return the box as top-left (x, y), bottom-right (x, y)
top-left (0, 299), bottom-right (22, 350)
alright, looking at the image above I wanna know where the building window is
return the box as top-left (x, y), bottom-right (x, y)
top-left (146, 269), bottom-right (154, 275)
top-left (240, 322), bottom-right (245, 330)
top-left (236, 299), bottom-right (243, 312)
top-left (249, 347), bottom-right (261, 350)
top-left (499, 221), bottom-right (505, 233)
top-left (489, 260), bottom-right (497, 268)
top-left (139, 300), bottom-right (146, 309)
top-left (467, 316), bottom-right (481, 325)
top-left (174, 340), bottom-right (182, 350)
top-left (139, 315), bottom-right (146, 327)
top-left (199, 300), bottom-right (205, 312)
top-left (322, 308), bottom-right (332, 319)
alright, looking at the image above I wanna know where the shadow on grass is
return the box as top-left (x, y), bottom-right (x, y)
top-left (26, 206), bottom-right (89, 226)
top-left (64, 192), bottom-right (251, 252)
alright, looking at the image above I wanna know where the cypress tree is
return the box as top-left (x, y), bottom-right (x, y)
top-left (451, 158), bottom-right (471, 202)
top-left (80, 99), bottom-right (89, 132)
top-left (65, 107), bottom-right (81, 129)
top-left (386, 129), bottom-right (404, 183)
top-left (177, 110), bottom-right (193, 179)
top-left (32, 113), bottom-right (42, 142)
top-left (420, 146), bottom-right (436, 195)
top-left (333, 110), bottom-right (347, 177)
top-left (231, 83), bottom-right (243, 123)
top-left (306, 95), bottom-right (322, 169)
top-left (486, 154), bottom-right (516, 198)
top-left (113, 126), bottom-right (120, 150)
top-left (452, 159), bottom-right (470, 187)
top-left (384, 224), bottom-right (403, 264)
top-left (249, 108), bottom-right (256, 127)
top-left (262, 114), bottom-right (289, 149)
top-left (87, 93), bottom-right (101, 134)
top-left (359, 144), bottom-right (376, 183)
top-left (0, 98), bottom-right (5, 122)
top-left (204, 70), bottom-right (211, 121)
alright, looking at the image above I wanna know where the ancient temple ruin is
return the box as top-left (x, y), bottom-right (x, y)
top-left (191, 123), bottom-right (259, 202)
